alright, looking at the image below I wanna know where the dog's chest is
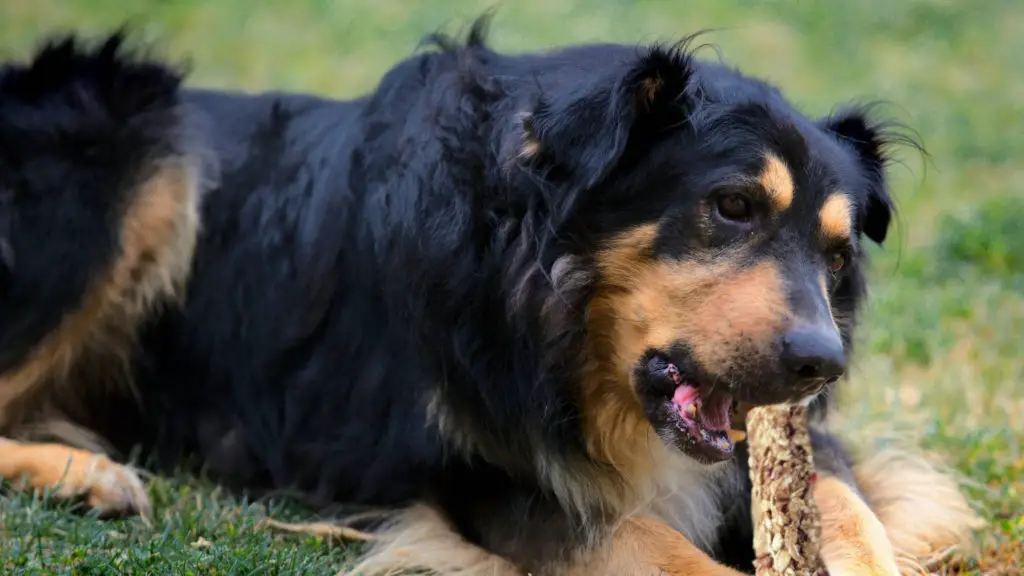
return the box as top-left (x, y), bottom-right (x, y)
top-left (645, 454), bottom-right (745, 553)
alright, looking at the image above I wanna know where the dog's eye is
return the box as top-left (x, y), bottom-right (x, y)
top-left (828, 251), bottom-right (847, 275)
top-left (714, 193), bottom-right (754, 224)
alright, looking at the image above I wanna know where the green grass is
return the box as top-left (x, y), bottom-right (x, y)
top-left (1, 0), bottom-right (1021, 574)
top-left (0, 475), bottom-right (359, 574)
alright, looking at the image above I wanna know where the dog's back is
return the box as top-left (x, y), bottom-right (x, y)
top-left (0, 31), bottom-right (440, 509)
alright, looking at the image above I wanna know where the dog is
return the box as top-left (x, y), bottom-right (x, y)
top-left (0, 16), bottom-right (983, 575)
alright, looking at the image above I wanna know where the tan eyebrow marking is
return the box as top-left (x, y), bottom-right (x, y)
top-left (819, 193), bottom-right (853, 241)
top-left (758, 153), bottom-right (795, 211)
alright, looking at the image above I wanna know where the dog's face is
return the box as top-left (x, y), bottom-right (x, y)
top-left (520, 44), bottom-right (896, 466)
top-left (588, 142), bottom-right (878, 465)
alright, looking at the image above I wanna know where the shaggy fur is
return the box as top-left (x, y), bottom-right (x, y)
top-left (0, 17), bottom-right (982, 575)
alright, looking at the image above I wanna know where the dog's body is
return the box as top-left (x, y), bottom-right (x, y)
top-left (0, 21), bottom-right (982, 575)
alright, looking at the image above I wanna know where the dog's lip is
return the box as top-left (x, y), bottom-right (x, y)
top-left (645, 351), bottom-right (753, 406)
top-left (730, 375), bottom-right (835, 407)
top-left (666, 391), bottom-right (741, 461)
top-left (643, 351), bottom-right (836, 456)
top-left (642, 353), bottom-right (749, 459)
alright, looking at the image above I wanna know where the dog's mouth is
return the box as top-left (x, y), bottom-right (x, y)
top-left (641, 354), bottom-right (750, 464)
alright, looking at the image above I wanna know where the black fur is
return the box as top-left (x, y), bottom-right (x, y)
top-left (0, 33), bottom-right (185, 374)
top-left (0, 21), bottom-right (903, 574)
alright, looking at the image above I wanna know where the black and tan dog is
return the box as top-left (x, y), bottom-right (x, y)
top-left (0, 18), bottom-right (982, 575)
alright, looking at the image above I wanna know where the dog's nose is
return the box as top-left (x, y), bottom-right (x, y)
top-left (780, 325), bottom-right (846, 382)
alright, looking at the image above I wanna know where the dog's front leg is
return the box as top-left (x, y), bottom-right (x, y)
top-left (568, 515), bottom-right (747, 576)
top-left (0, 438), bottom-right (150, 518)
top-left (815, 473), bottom-right (901, 576)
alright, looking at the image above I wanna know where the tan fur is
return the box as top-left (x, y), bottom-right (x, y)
top-left (15, 418), bottom-right (115, 454)
top-left (343, 505), bottom-right (522, 576)
top-left (516, 112), bottom-right (543, 161)
top-left (816, 474), bottom-right (901, 575)
top-left (519, 138), bottom-right (542, 161)
top-left (0, 160), bottom-right (200, 429)
top-left (0, 158), bottom-right (201, 516)
top-left (344, 449), bottom-right (984, 576)
top-left (853, 448), bottom-right (986, 575)
top-left (578, 224), bottom-right (789, 512)
top-left (589, 225), bottom-right (788, 376)
top-left (518, 71), bottom-right (669, 163)
top-left (645, 455), bottom-right (747, 554)
top-left (532, 450), bottom-right (626, 544)
top-left (346, 505), bottom-right (746, 576)
top-left (759, 153), bottom-right (795, 211)
top-left (818, 193), bottom-right (853, 242)
top-left (0, 438), bottom-right (150, 518)
top-left (567, 515), bottom-right (747, 576)
top-left (533, 431), bottom-right (744, 555)
top-left (424, 390), bottom-right (479, 456)
top-left (638, 77), bottom-right (663, 111)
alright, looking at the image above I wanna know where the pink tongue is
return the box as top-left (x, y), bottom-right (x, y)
top-left (671, 385), bottom-right (700, 419)
top-left (671, 385), bottom-right (732, 432)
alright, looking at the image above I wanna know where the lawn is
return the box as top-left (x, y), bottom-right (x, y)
top-left (0, 0), bottom-right (1021, 574)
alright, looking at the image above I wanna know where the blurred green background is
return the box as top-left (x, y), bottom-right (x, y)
top-left (1, 1), bottom-right (1021, 574)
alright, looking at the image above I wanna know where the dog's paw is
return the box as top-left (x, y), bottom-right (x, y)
top-left (0, 439), bottom-right (151, 519)
top-left (816, 475), bottom-right (900, 576)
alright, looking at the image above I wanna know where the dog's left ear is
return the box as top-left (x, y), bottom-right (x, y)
top-left (520, 45), bottom-right (695, 189)
top-left (820, 109), bottom-right (894, 245)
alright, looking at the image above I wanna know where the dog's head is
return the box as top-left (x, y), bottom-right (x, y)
top-left (516, 42), bottom-right (898, 467)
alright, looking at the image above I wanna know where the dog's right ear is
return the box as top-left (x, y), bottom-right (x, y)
top-left (518, 44), bottom-right (696, 189)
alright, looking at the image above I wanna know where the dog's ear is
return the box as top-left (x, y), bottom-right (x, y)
top-left (820, 109), bottom-right (895, 245)
top-left (520, 45), bottom-right (695, 189)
